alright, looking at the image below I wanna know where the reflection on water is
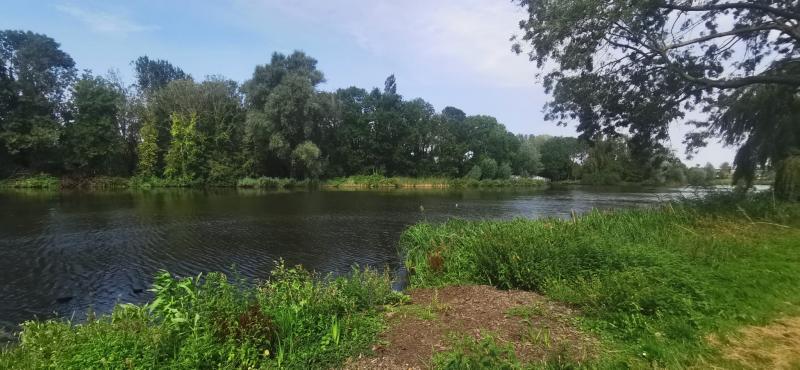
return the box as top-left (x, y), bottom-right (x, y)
top-left (0, 185), bottom-right (738, 331)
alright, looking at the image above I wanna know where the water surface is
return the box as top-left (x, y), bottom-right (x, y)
top-left (0, 186), bottom-right (702, 332)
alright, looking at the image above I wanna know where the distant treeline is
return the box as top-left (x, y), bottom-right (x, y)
top-left (1, 30), bottom-right (711, 186)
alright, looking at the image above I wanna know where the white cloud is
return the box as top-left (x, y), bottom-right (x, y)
top-left (237, 0), bottom-right (536, 87)
top-left (56, 4), bottom-right (158, 35)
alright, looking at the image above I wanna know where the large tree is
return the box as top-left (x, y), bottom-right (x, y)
top-left (513, 0), bottom-right (800, 188)
top-left (0, 30), bottom-right (76, 174)
top-left (132, 56), bottom-right (189, 96)
top-left (62, 74), bottom-right (126, 175)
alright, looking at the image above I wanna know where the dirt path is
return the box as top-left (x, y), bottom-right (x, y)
top-left (347, 285), bottom-right (597, 369)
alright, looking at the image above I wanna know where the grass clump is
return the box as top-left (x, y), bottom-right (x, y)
top-left (433, 335), bottom-right (523, 370)
top-left (0, 174), bottom-right (60, 189)
top-left (401, 192), bottom-right (800, 368)
top-left (236, 177), bottom-right (311, 189)
top-left (0, 263), bottom-right (404, 369)
top-left (324, 175), bottom-right (547, 189)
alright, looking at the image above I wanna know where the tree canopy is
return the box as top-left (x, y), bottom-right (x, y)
top-left (0, 29), bottom-right (706, 186)
top-left (512, 0), bottom-right (800, 188)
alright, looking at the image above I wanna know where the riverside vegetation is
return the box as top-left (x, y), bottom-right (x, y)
top-left (2, 192), bottom-right (800, 369)
top-left (2, 29), bottom-right (739, 193)
top-left (401, 192), bottom-right (800, 368)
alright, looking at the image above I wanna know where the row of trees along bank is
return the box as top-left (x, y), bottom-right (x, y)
top-left (1, 30), bottom-right (736, 188)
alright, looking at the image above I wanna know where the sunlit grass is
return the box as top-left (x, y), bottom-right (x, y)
top-left (401, 192), bottom-right (800, 368)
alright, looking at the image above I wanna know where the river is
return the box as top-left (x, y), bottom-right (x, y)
top-left (0, 185), bottom-right (716, 333)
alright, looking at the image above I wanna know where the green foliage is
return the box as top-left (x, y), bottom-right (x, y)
top-left (0, 30), bottom-right (76, 174)
top-left (132, 56), bottom-right (189, 96)
top-left (775, 155), bottom-right (800, 201)
top-left (478, 157), bottom-right (498, 180)
top-left (291, 141), bottom-right (323, 179)
top-left (496, 162), bottom-right (512, 180)
top-left (464, 165), bottom-right (482, 181)
top-left (401, 192), bottom-right (800, 367)
top-left (0, 174), bottom-right (59, 189)
top-left (136, 117), bottom-right (159, 178)
top-left (433, 335), bottom-right (523, 370)
top-left (62, 74), bottom-right (126, 175)
top-left (539, 137), bottom-right (583, 181)
top-left (512, 1), bottom-right (799, 190)
top-left (323, 175), bottom-right (547, 189)
top-left (163, 113), bottom-right (204, 183)
top-left (0, 30), bottom-right (699, 186)
top-left (687, 167), bottom-right (711, 186)
top-left (0, 264), bottom-right (404, 369)
top-left (236, 177), bottom-right (310, 189)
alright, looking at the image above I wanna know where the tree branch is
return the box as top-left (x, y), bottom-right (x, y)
top-left (662, 2), bottom-right (800, 21)
top-left (663, 23), bottom-right (781, 49)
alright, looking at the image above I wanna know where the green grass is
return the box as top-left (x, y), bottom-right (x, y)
top-left (0, 174), bottom-right (60, 189)
top-left (236, 177), bottom-right (312, 189)
top-left (324, 174), bottom-right (548, 189)
top-left (0, 264), bottom-right (404, 369)
top-left (401, 192), bottom-right (800, 368)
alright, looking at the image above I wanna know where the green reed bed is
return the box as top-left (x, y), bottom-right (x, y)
top-left (0, 264), bottom-right (404, 369)
top-left (401, 192), bottom-right (800, 368)
top-left (0, 174), bottom-right (60, 189)
top-left (324, 174), bottom-right (548, 189)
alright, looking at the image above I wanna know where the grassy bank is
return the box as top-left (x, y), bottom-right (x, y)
top-left (1, 174), bottom-right (548, 191)
top-left (400, 192), bottom-right (800, 368)
top-left (0, 264), bottom-right (404, 369)
top-left (323, 174), bottom-right (548, 189)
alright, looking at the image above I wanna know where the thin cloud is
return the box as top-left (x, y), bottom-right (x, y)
top-left (237, 0), bottom-right (536, 87)
top-left (55, 4), bottom-right (158, 35)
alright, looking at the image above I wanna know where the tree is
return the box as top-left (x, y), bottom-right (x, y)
top-left (242, 51), bottom-right (324, 110)
top-left (512, 0), bottom-right (800, 189)
top-left (539, 137), bottom-right (583, 181)
top-left (719, 162), bottom-right (733, 179)
top-left (163, 112), bottom-right (204, 182)
top-left (703, 163), bottom-right (717, 182)
top-left (478, 157), bottom-right (498, 180)
top-left (497, 162), bottom-right (512, 180)
top-left (581, 136), bottom-right (628, 185)
top-left (0, 30), bottom-right (76, 174)
top-left (687, 166), bottom-right (711, 186)
top-left (514, 135), bottom-right (543, 176)
top-left (291, 141), bottom-right (322, 179)
top-left (62, 74), bottom-right (125, 175)
top-left (243, 52), bottom-right (327, 177)
top-left (136, 115), bottom-right (158, 177)
top-left (132, 56), bottom-right (189, 96)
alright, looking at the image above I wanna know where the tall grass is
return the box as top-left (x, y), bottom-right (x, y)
top-left (236, 177), bottom-right (312, 189)
top-left (0, 264), bottom-right (404, 369)
top-left (324, 174), bottom-right (548, 189)
top-left (0, 174), bottom-right (60, 189)
top-left (401, 192), bottom-right (800, 367)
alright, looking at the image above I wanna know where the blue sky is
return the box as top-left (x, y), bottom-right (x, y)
top-left (3, 0), bottom-right (735, 165)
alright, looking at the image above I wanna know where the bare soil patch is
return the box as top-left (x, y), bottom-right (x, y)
top-left (346, 285), bottom-right (597, 369)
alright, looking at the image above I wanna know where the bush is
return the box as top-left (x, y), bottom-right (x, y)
top-left (464, 165), bottom-right (482, 181)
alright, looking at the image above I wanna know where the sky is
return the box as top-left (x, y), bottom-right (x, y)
top-left (2, 0), bottom-right (736, 166)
